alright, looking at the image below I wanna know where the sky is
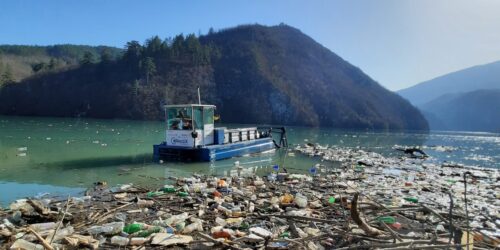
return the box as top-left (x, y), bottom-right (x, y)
top-left (1, 0), bottom-right (500, 91)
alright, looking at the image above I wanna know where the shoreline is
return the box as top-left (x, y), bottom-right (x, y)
top-left (1, 144), bottom-right (498, 249)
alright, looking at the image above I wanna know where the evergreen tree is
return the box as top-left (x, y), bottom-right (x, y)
top-left (80, 51), bottom-right (95, 65)
top-left (171, 34), bottom-right (185, 59)
top-left (144, 36), bottom-right (163, 57)
top-left (124, 41), bottom-right (142, 61)
top-left (141, 57), bottom-right (156, 85)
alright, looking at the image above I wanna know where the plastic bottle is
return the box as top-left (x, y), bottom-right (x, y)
top-left (404, 197), bottom-right (418, 203)
top-left (164, 212), bottom-right (189, 226)
top-left (130, 237), bottom-right (147, 246)
top-left (10, 239), bottom-right (44, 250)
top-left (294, 193), bottom-right (308, 208)
top-left (123, 223), bottom-right (143, 234)
top-left (88, 222), bottom-right (124, 235)
top-left (162, 185), bottom-right (176, 193)
top-left (377, 216), bottom-right (396, 224)
top-left (111, 235), bottom-right (129, 246)
top-left (29, 222), bottom-right (56, 232)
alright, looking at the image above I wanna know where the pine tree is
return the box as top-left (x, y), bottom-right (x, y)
top-left (141, 57), bottom-right (156, 85)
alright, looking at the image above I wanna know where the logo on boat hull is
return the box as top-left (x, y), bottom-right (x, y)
top-left (171, 138), bottom-right (188, 144)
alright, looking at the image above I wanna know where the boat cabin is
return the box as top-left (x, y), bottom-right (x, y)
top-left (164, 104), bottom-right (215, 148)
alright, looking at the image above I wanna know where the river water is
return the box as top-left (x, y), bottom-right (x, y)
top-left (1, 116), bottom-right (499, 206)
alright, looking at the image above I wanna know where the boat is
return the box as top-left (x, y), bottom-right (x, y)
top-left (153, 104), bottom-right (287, 162)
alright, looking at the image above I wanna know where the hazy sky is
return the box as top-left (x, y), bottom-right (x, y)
top-left (1, 0), bottom-right (499, 90)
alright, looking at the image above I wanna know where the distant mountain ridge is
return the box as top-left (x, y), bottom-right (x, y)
top-left (398, 60), bottom-right (500, 105)
top-left (397, 60), bottom-right (500, 132)
top-left (0, 24), bottom-right (428, 130)
top-left (421, 89), bottom-right (500, 132)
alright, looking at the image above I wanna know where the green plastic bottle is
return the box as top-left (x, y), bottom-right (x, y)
top-left (404, 197), bottom-right (418, 203)
top-left (377, 216), bottom-right (396, 224)
top-left (123, 223), bottom-right (143, 234)
top-left (162, 185), bottom-right (176, 193)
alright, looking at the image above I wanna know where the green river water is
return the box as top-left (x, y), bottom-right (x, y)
top-left (1, 116), bottom-right (499, 206)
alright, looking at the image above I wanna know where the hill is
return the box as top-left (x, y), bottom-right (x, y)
top-left (0, 24), bottom-right (428, 130)
top-left (421, 89), bottom-right (500, 132)
top-left (0, 45), bottom-right (122, 83)
top-left (398, 60), bottom-right (500, 105)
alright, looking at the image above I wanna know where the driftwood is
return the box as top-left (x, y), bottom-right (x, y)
top-left (350, 193), bottom-right (384, 237)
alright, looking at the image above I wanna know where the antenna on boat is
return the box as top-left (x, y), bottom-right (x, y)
top-left (197, 86), bottom-right (201, 105)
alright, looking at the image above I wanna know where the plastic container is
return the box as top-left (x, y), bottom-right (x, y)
top-left (294, 193), bottom-right (308, 208)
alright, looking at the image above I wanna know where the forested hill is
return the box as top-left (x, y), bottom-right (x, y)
top-left (0, 24), bottom-right (428, 130)
top-left (0, 45), bottom-right (122, 83)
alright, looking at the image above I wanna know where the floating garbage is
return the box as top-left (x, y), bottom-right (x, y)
top-left (0, 143), bottom-right (498, 249)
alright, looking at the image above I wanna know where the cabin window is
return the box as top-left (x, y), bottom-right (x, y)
top-left (203, 107), bottom-right (214, 125)
top-left (193, 107), bottom-right (203, 130)
top-left (167, 107), bottom-right (193, 130)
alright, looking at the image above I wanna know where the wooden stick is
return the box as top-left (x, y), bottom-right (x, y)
top-left (27, 228), bottom-right (54, 250)
top-left (49, 195), bottom-right (71, 244)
